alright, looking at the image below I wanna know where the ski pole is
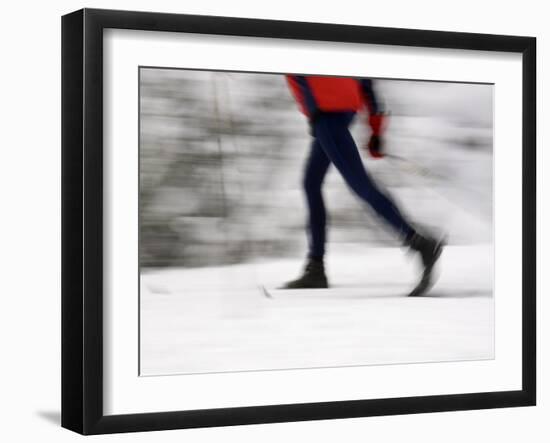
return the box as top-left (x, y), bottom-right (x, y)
top-left (384, 153), bottom-right (442, 180)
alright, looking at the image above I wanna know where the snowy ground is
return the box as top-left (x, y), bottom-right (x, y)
top-left (140, 243), bottom-right (494, 376)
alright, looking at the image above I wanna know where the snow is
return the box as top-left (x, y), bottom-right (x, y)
top-left (140, 244), bottom-right (494, 376)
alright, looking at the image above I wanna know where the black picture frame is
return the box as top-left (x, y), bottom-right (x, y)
top-left (61, 8), bottom-right (536, 435)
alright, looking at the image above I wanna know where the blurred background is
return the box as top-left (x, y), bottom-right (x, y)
top-left (139, 68), bottom-right (493, 268)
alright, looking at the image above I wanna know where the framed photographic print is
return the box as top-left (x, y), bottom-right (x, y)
top-left (61, 8), bottom-right (536, 435)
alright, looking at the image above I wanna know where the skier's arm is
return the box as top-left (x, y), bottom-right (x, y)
top-left (359, 78), bottom-right (386, 158)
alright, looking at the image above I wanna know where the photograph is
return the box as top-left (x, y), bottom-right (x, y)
top-left (138, 68), bottom-right (494, 376)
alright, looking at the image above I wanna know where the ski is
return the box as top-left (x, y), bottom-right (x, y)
top-left (407, 271), bottom-right (436, 297)
top-left (259, 284), bottom-right (273, 299)
top-left (259, 285), bottom-right (406, 299)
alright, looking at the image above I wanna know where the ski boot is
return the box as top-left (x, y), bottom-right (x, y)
top-left (281, 257), bottom-right (329, 289)
top-left (406, 232), bottom-right (445, 297)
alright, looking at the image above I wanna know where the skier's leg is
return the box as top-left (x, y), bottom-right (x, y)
top-left (281, 137), bottom-right (330, 289)
top-left (313, 112), bottom-right (415, 241)
top-left (312, 111), bottom-right (444, 296)
top-left (303, 138), bottom-right (331, 260)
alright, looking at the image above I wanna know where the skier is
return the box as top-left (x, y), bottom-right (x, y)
top-left (283, 75), bottom-right (444, 296)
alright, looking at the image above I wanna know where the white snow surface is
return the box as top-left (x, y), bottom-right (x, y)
top-left (140, 244), bottom-right (494, 376)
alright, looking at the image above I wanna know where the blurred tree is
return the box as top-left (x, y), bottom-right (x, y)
top-left (140, 70), bottom-right (493, 268)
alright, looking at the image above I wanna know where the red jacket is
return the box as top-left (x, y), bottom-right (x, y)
top-left (286, 75), bottom-right (363, 114)
top-left (285, 75), bottom-right (383, 136)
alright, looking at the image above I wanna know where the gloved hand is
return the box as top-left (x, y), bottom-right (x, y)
top-left (367, 134), bottom-right (384, 158)
top-left (365, 113), bottom-right (387, 159)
